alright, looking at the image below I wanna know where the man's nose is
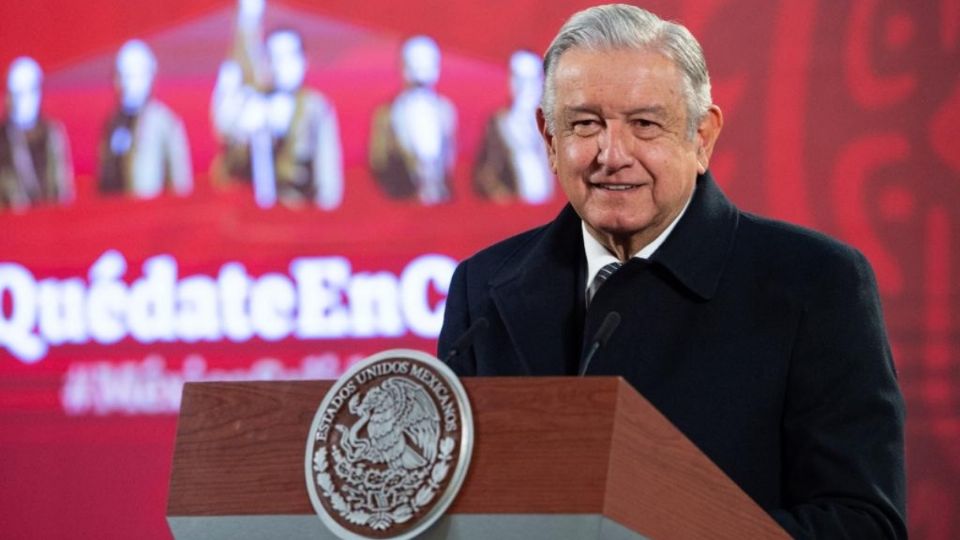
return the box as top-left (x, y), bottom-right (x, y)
top-left (597, 123), bottom-right (634, 170)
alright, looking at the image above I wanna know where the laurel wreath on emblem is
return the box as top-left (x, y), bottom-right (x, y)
top-left (311, 377), bottom-right (456, 531)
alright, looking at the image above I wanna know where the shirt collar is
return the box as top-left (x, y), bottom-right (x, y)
top-left (582, 185), bottom-right (695, 296)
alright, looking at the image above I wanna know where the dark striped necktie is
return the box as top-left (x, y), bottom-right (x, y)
top-left (587, 261), bottom-right (623, 306)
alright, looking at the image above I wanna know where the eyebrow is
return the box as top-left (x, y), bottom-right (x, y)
top-left (562, 105), bottom-right (670, 118)
top-left (562, 105), bottom-right (601, 117)
top-left (624, 106), bottom-right (669, 118)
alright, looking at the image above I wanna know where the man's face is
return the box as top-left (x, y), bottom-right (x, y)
top-left (7, 60), bottom-right (42, 127)
top-left (510, 51), bottom-right (542, 113)
top-left (402, 38), bottom-right (440, 87)
top-left (542, 47), bottom-right (721, 253)
top-left (116, 45), bottom-right (155, 111)
top-left (268, 32), bottom-right (306, 93)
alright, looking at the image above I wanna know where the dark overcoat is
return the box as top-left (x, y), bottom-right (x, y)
top-left (438, 173), bottom-right (906, 539)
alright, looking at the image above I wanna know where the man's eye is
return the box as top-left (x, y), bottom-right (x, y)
top-left (631, 119), bottom-right (664, 138)
top-left (571, 120), bottom-right (600, 136)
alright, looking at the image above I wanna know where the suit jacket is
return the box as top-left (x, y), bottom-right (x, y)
top-left (0, 118), bottom-right (73, 210)
top-left (98, 99), bottom-right (192, 198)
top-left (472, 109), bottom-right (553, 204)
top-left (368, 91), bottom-right (456, 203)
top-left (273, 89), bottom-right (343, 209)
top-left (438, 173), bottom-right (906, 539)
top-left (472, 111), bottom-right (519, 201)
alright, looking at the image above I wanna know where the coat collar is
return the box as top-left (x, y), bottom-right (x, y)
top-left (486, 171), bottom-right (738, 373)
top-left (488, 204), bottom-right (585, 375)
top-left (651, 172), bottom-right (740, 300)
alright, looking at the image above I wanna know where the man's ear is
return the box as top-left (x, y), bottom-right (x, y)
top-left (537, 108), bottom-right (558, 174)
top-left (695, 105), bottom-right (723, 174)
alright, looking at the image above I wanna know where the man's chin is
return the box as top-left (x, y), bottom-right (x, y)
top-left (587, 222), bottom-right (645, 242)
top-left (586, 215), bottom-right (654, 236)
top-left (583, 213), bottom-right (665, 249)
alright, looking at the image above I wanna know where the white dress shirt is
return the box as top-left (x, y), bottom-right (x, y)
top-left (582, 187), bottom-right (694, 304)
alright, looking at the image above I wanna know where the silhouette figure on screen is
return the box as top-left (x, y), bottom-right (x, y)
top-left (231, 0), bottom-right (270, 91)
top-left (473, 50), bottom-right (554, 204)
top-left (97, 40), bottom-right (193, 198)
top-left (212, 25), bottom-right (344, 209)
top-left (0, 57), bottom-right (74, 211)
top-left (369, 35), bottom-right (457, 204)
top-left (209, 0), bottom-right (267, 193)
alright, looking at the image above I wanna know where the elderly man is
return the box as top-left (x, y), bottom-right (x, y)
top-left (369, 35), bottom-right (457, 204)
top-left (438, 4), bottom-right (906, 539)
top-left (1, 57), bottom-right (73, 210)
top-left (473, 50), bottom-right (554, 204)
top-left (98, 39), bottom-right (193, 198)
top-left (211, 25), bottom-right (343, 209)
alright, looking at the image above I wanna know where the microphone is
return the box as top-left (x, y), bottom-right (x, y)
top-left (579, 311), bottom-right (621, 376)
top-left (443, 317), bottom-right (489, 363)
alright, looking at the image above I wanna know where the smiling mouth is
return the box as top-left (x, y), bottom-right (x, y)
top-left (593, 183), bottom-right (640, 191)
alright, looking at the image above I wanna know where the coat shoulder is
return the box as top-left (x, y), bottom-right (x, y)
top-left (737, 212), bottom-right (874, 285)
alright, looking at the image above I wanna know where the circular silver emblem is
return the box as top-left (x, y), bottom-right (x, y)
top-left (304, 349), bottom-right (474, 540)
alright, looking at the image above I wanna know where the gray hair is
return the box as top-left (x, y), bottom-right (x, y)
top-left (541, 4), bottom-right (712, 138)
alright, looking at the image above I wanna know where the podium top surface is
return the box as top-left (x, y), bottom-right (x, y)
top-left (168, 376), bottom-right (787, 539)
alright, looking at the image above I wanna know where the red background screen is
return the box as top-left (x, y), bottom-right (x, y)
top-left (1, 1), bottom-right (958, 538)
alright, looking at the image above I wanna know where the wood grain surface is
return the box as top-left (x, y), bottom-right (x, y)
top-left (167, 377), bottom-right (787, 538)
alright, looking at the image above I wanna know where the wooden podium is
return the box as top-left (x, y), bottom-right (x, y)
top-left (167, 377), bottom-right (788, 539)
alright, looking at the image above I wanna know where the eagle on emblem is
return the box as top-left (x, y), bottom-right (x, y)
top-left (337, 377), bottom-right (441, 470)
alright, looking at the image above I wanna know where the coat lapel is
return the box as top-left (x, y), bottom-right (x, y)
top-left (651, 172), bottom-right (739, 300)
top-left (488, 205), bottom-right (585, 375)
top-left (484, 173), bottom-right (737, 375)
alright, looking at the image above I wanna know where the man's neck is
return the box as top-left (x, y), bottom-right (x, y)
top-left (586, 223), bottom-right (667, 262)
top-left (585, 188), bottom-right (695, 262)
